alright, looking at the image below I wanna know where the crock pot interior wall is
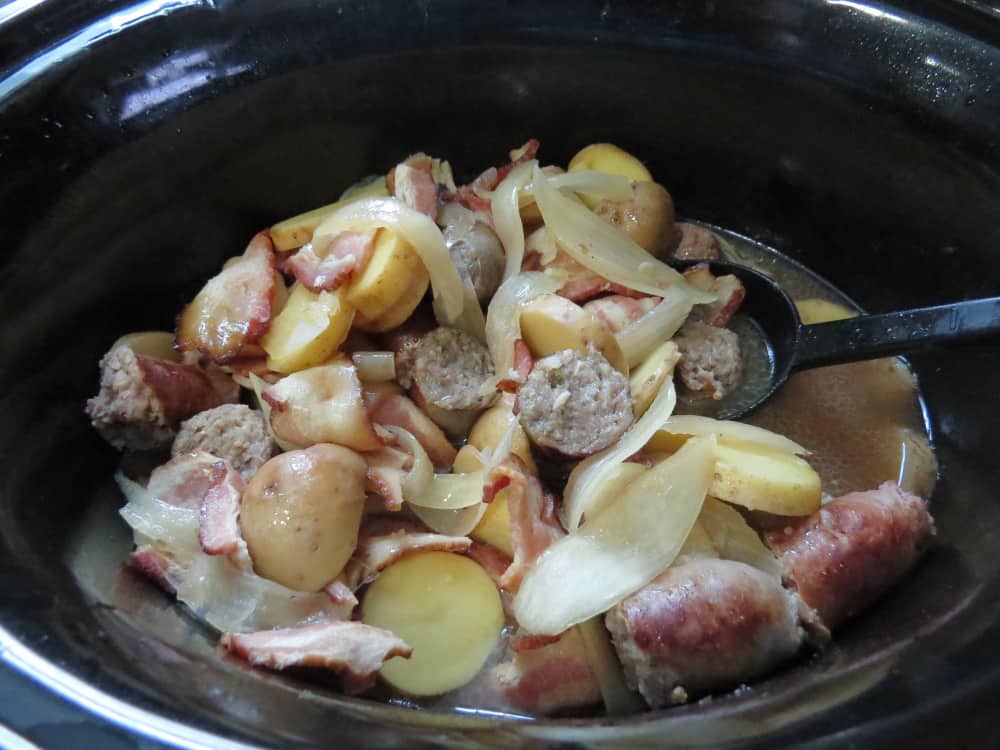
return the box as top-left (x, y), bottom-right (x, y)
top-left (2, 1), bottom-right (1000, 747)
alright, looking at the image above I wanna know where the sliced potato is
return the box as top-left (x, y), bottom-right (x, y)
top-left (628, 340), bottom-right (680, 417)
top-left (520, 293), bottom-right (627, 373)
top-left (795, 297), bottom-right (858, 325)
top-left (270, 178), bottom-right (389, 252)
top-left (262, 283), bottom-right (354, 374)
top-left (568, 143), bottom-right (652, 183)
top-left (112, 331), bottom-right (180, 362)
top-left (362, 551), bottom-right (504, 696)
top-left (241, 444), bottom-right (367, 591)
top-left (466, 396), bottom-right (537, 474)
top-left (711, 442), bottom-right (822, 516)
top-left (347, 229), bottom-right (430, 328)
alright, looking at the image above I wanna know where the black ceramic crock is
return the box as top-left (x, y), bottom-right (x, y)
top-left (2, 1), bottom-right (1000, 747)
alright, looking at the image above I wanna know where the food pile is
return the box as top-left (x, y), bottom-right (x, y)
top-left (86, 142), bottom-right (935, 714)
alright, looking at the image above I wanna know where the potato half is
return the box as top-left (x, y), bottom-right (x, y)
top-left (361, 551), bottom-right (504, 696)
top-left (519, 293), bottom-right (627, 373)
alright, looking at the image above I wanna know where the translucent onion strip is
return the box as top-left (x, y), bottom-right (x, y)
top-left (532, 164), bottom-right (714, 302)
top-left (485, 271), bottom-right (564, 379)
top-left (699, 497), bottom-right (783, 578)
top-left (492, 160), bottom-right (536, 281)
top-left (562, 379), bottom-right (678, 532)
top-left (378, 425), bottom-right (433, 502)
top-left (656, 415), bottom-right (807, 455)
top-left (576, 617), bottom-right (646, 715)
top-left (351, 351), bottom-right (396, 382)
top-left (513, 436), bottom-right (716, 635)
top-left (616, 286), bottom-right (694, 368)
top-left (520, 170), bottom-right (633, 205)
top-left (408, 503), bottom-right (487, 537)
top-left (406, 471), bottom-right (486, 510)
top-left (312, 197), bottom-right (465, 324)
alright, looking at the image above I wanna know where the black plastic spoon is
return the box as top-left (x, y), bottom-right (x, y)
top-left (671, 260), bottom-right (1000, 420)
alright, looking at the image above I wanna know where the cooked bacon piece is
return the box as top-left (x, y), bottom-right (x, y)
top-left (498, 339), bottom-right (534, 393)
top-left (583, 295), bottom-right (660, 335)
top-left (367, 393), bottom-right (457, 469)
top-left (764, 481), bottom-right (935, 629)
top-left (465, 542), bottom-right (513, 587)
top-left (128, 545), bottom-right (182, 594)
top-left (284, 231), bottom-right (375, 292)
top-left (509, 633), bottom-right (562, 652)
top-left (176, 232), bottom-right (276, 363)
top-left (444, 139), bottom-right (540, 213)
top-left (198, 460), bottom-right (251, 568)
top-left (337, 517), bottom-right (471, 591)
top-left (683, 263), bottom-right (746, 327)
top-left (522, 248), bottom-right (644, 304)
top-left (497, 138), bottom-right (541, 182)
top-left (147, 451), bottom-right (223, 509)
top-left (220, 620), bottom-right (411, 693)
top-left (391, 161), bottom-right (440, 221)
top-left (86, 344), bottom-right (225, 451)
top-left (673, 222), bottom-right (721, 261)
top-left (488, 457), bottom-right (564, 591)
top-left (606, 558), bottom-right (806, 707)
top-left (494, 626), bottom-right (601, 715)
top-left (323, 580), bottom-right (359, 609)
top-left (365, 444), bottom-right (412, 511)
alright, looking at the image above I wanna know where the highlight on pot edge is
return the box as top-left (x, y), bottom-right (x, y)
top-left (85, 140), bottom-right (938, 716)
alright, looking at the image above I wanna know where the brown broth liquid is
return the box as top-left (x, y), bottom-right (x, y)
top-left (709, 225), bottom-right (938, 499)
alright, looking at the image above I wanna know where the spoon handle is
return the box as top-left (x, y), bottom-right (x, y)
top-left (793, 297), bottom-right (1000, 370)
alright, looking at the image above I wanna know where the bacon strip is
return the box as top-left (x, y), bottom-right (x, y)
top-left (444, 139), bottom-right (541, 213)
top-left (465, 542), bottom-right (512, 587)
top-left (220, 620), bottom-right (411, 693)
top-left (392, 162), bottom-right (440, 220)
top-left (364, 444), bottom-right (412, 511)
top-left (128, 545), bottom-right (182, 594)
top-left (523, 249), bottom-right (645, 304)
top-left (284, 231), bottom-right (374, 292)
top-left (198, 460), bottom-right (251, 569)
top-left (498, 339), bottom-right (534, 393)
top-left (683, 264), bottom-right (746, 327)
top-left (367, 393), bottom-right (457, 468)
top-left (489, 457), bottom-right (564, 591)
top-left (147, 451), bottom-right (223, 509)
top-left (337, 518), bottom-right (471, 591)
top-left (176, 232), bottom-right (276, 363)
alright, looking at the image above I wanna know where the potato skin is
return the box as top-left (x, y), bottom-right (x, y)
top-left (240, 444), bottom-right (367, 591)
top-left (595, 181), bottom-right (678, 257)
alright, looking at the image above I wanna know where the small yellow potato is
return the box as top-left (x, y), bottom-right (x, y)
top-left (711, 441), bottom-right (822, 516)
top-left (112, 331), bottom-right (180, 362)
top-left (568, 143), bottom-right (653, 183)
top-left (795, 298), bottom-right (858, 325)
top-left (452, 445), bottom-right (515, 557)
top-left (519, 293), bottom-right (627, 373)
top-left (270, 178), bottom-right (389, 252)
top-left (241, 444), bottom-right (367, 591)
top-left (361, 551), bottom-right (505, 696)
top-left (594, 181), bottom-right (677, 256)
top-left (261, 283), bottom-right (354, 374)
top-left (466, 395), bottom-right (538, 474)
top-left (628, 340), bottom-right (680, 417)
top-left (265, 356), bottom-right (382, 451)
top-left (347, 229), bottom-right (430, 328)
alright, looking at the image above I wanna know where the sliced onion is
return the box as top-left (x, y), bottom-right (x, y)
top-left (117, 473), bottom-right (199, 556)
top-left (406, 471), bottom-right (486, 510)
top-left (485, 271), bottom-right (564, 379)
top-left (576, 617), bottom-right (646, 715)
top-left (312, 197), bottom-right (464, 324)
top-left (492, 160), bottom-right (536, 281)
top-left (562, 379), bottom-right (678, 532)
top-left (578, 462), bottom-right (647, 521)
top-left (351, 351), bottom-right (396, 383)
top-left (408, 503), bottom-right (487, 537)
top-left (532, 164), bottom-right (714, 302)
top-left (616, 285), bottom-right (694, 368)
top-left (699, 497), bottom-right (783, 578)
top-left (528, 170), bottom-right (632, 202)
top-left (657, 415), bottom-right (808, 455)
top-left (448, 265), bottom-right (488, 343)
top-left (513, 436), bottom-right (716, 635)
top-left (248, 372), bottom-right (298, 452)
top-left (377, 425), bottom-right (433, 502)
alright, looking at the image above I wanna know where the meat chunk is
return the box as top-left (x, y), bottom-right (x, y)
top-left (518, 348), bottom-right (634, 457)
top-left (606, 559), bottom-right (806, 707)
top-left (410, 326), bottom-right (495, 412)
top-left (493, 627), bottom-right (601, 715)
top-left (439, 203), bottom-right (506, 306)
top-left (367, 393), bottom-right (457, 469)
top-left (674, 320), bottom-right (742, 400)
top-left (764, 481), bottom-right (935, 629)
top-left (146, 451), bottom-right (223, 508)
top-left (594, 181), bottom-right (678, 257)
top-left (197, 459), bottom-right (250, 568)
top-left (175, 231), bottom-right (276, 363)
top-left (220, 620), bottom-right (412, 694)
top-left (172, 404), bottom-right (274, 482)
top-left (86, 344), bottom-right (224, 451)
top-left (582, 295), bottom-right (660, 335)
top-left (672, 222), bottom-right (721, 261)
top-left (283, 231), bottom-right (375, 292)
top-left (390, 158), bottom-right (440, 221)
